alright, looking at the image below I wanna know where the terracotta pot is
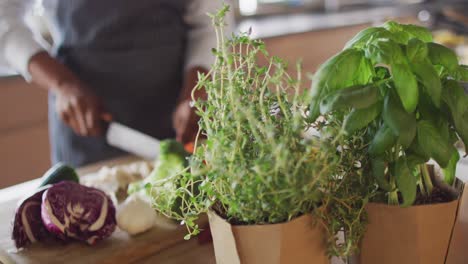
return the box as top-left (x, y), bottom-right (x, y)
top-left (208, 210), bottom-right (329, 264)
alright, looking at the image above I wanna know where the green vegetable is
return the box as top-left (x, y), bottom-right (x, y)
top-left (128, 139), bottom-right (190, 215)
top-left (394, 157), bottom-right (417, 207)
top-left (39, 163), bottom-right (79, 187)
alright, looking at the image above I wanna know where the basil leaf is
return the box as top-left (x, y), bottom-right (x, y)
top-left (417, 120), bottom-right (457, 168)
top-left (368, 124), bottom-right (398, 156)
top-left (371, 157), bottom-right (393, 191)
top-left (343, 101), bottom-right (382, 135)
top-left (442, 150), bottom-right (460, 186)
top-left (392, 62), bottom-right (419, 112)
top-left (394, 157), bottom-right (417, 207)
top-left (365, 39), bottom-right (404, 65)
top-left (406, 38), bottom-right (428, 62)
top-left (383, 91), bottom-right (417, 137)
top-left (345, 27), bottom-right (393, 49)
top-left (406, 154), bottom-right (427, 170)
top-left (427, 43), bottom-right (459, 71)
top-left (454, 65), bottom-right (468, 82)
top-left (383, 21), bottom-right (433, 43)
top-left (407, 140), bottom-right (430, 162)
top-left (309, 49), bottom-right (374, 121)
top-left (383, 21), bottom-right (410, 44)
top-left (399, 24), bottom-right (433, 42)
top-left (410, 60), bottom-right (441, 107)
top-left (442, 80), bottom-right (468, 152)
top-left (320, 84), bottom-right (380, 114)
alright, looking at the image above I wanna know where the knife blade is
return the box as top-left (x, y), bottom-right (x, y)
top-left (106, 122), bottom-right (160, 160)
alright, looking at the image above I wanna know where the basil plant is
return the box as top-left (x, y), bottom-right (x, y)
top-left (309, 21), bottom-right (468, 206)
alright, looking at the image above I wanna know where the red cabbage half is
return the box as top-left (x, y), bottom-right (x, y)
top-left (12, 185), bottom-right (51, 248)
top-left (41, 181), bottom-right (116, 245)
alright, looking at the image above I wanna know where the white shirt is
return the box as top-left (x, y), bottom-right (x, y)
top-left (0, 0), bottom-right (233, 80)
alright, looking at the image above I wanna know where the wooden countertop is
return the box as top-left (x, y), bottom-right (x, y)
top-left (0, 156), bottom-right (214, 264)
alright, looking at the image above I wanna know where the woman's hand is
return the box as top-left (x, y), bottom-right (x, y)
top-left (54, 80), bottom-right (106, 136)
top-left (173, 66), bottom-right (207, 144)
top-left (28, 51), bottom-right (109, 136)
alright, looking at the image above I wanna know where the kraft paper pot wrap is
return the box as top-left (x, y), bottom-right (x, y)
top-left (360, 200), bottom-right (459, 264)
top-left (208, 210), bottom-right (329, 264)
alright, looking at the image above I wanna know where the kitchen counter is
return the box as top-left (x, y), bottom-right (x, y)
top-left (0, 156), bottom-right (213, 264)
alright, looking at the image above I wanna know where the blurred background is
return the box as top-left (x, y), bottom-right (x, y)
top-left (0, 0), bottom-right (467, 188)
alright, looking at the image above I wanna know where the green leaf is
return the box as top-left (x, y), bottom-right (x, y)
top-left (418, 91), bottom-right (440, 122)
top-left (365, 38), bottom-right (404, 65)
top-left (394, 157), bottom-right (417, 207)
top-left (408, 140), bottom-right (430, 162)
top-left (368, 124), bottom-right (398, 156)
top-left (343, 101), bottom-right (382, 135)
top-left (427, 43), bottom-right (459, 71)
top-left (406, 38), bottom-right (428, 62)
top-left (392, 62), bottom-right (419, 112)
top-left (410, 60), bottom-right (441, 107)
top-left (442, 80), bottom-right (468, 153)
top-left (383, 21), bottom-right (410, 44)
top-left (309, 49), bottom-right (374, 121)
top-left (371, 157), bottom-right (393, 191)
top-left (454, 65), bottom-right (468, 82)
top-left (320, 84), bottom-right (380, 114)
top-left (383, 91), bottom-right (417, 137)
top-left (406, 154), bottom-right (427, 169)
top-left (417, 120), bottom-right (457, 168)
top-left (345, 27), bottom-right (393, 49)
top-left (442, 150), bottom-right (460, 186)
top-left (399, 24), bottom-right (433, 42)
top-left (383, 21), bottom-right (433, 43)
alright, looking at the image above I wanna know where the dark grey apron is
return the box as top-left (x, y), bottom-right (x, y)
top-left (48, 0), bottom-right (189, 166)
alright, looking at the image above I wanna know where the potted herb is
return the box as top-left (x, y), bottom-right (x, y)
top-left (310, 21), bottom-right (468, 263)
top-left (146, 6), bottom-right (352, 263)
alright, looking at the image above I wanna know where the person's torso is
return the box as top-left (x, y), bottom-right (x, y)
top-left (43, 0), bottom-right (191, 137)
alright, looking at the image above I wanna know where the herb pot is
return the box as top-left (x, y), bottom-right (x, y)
top-left (360, 200), bottom-right (459, 264)
top-left (208, 210), bottom-right (329, 264)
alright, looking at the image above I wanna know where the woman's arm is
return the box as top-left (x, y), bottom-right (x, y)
top-left (0, 1), bottom-right (107, 136)
top-left (0, 0), bottom-right (45, 80)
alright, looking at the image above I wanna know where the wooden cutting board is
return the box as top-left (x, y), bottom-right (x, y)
top-left (0, 156), bottom-right (208, 264)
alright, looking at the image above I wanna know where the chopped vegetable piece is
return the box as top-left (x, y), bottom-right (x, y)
top-left (12, 185), bottom-right (51, 248)
top-left (41, 181), bottom-right (116, 245)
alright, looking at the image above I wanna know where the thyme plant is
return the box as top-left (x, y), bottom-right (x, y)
top-left (148, 5), bottom-right (370, 258)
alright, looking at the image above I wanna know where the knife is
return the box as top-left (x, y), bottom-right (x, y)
top-left (106, 122), bottom-right (160, 160)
